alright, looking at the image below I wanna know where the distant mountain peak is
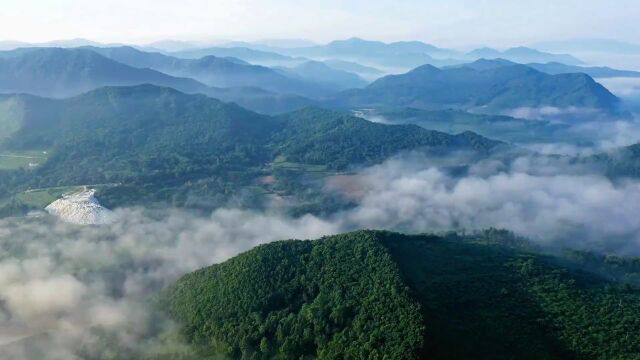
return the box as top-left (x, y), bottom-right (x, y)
top-left (409, 63), bottom-right (441, 73)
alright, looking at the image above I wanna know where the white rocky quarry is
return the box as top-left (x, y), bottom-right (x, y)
top-left (45, 188), bottom-right (114, 225)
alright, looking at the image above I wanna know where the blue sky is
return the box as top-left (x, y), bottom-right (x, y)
top-left (1, 0), bottom-right (638, 47)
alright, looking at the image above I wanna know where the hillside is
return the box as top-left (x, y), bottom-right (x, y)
top-left (0, 85), bottom-right (502, 212)
top-left (370, 108), bottom-right (573, 144)
top-left (332, 62), bottom-right (620, 112)
top-left (585, 143), bottom-right (640, 177)
top-left (466, 46), bottom-right (583, 65)
top-left (0, 47), bottom-right (317, 114)
top-left (160, 230), bottom-right (640, 359)
top-left (0, 47), bottom-right (207, 97)
top-left (277, 60), bottom-right (368, 90)
top-left (278, 38), bottom-right (462, 69)
top-left (453, 58), bottom-right (640, 78)
top-left (526, 62), bottom-right (640, 78)
top-left (172, 46), bottom-right (300, 66)
top-left (322, 59), bottom-right (384, 79)
top-left (273, 107), bottom-right (500, 168)
top-left (87, 46), bottom-right (336, 98)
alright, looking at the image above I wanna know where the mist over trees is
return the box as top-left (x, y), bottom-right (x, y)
top-left (2, 15), bottom-right (640, 359)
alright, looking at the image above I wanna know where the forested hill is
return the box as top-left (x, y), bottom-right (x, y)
top-left (331, 62), bottom-right (620, 113)
top-left (0, 47), bottom-right (208, 97)
top-left (0, 85), bottom-right (503, 212)
top-left (584, 142), bottom-right (640, 178)
top-left (0, 47), bottom-right (316, 114)
top-left (160, 230), bottom-right (640, 359)
top-left (84, 46), bottom-right (339, 97)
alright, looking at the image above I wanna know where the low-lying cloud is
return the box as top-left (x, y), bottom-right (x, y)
top-left (4, 151), bottom-right (640, 358)
top-left (503, 106), bottom-right (603, 122)
top-left (337, 153), bottom-right (640, 251)
top-left (0, 209), bottom-right (338, 358)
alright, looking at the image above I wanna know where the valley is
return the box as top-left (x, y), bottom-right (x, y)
top-left (2, 7), bottom-right (640, 359)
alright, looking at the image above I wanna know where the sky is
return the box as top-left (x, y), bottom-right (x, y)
top-left (0, 0), bottom-right (639, 48)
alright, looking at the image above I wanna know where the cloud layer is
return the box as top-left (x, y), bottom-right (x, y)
top-left (4, 150), bottom-right (640, 357)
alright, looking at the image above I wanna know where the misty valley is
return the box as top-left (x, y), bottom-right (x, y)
top-left (2, 10), bottom-right (640, 360)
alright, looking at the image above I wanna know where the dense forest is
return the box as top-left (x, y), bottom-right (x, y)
top-left (331, 61), bottom-right (620, 112)
top-left (161, 231), bottom-right (425, 359)
top-left (0, 85), bottom-right (503, 214)
top-left (159, 230), bottom-right (640, 359)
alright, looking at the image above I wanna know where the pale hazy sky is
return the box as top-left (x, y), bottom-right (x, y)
top-left (1, 0), bottom-right (639, 47)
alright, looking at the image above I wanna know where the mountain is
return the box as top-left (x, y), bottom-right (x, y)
top-left (322, 59), bottom-right (384, 78)
top-left (83, 45), bottom-right (248, 69)
top-left (293, 37), bottom-right (457, 58)
top-left (171, 46), bottom-right (302, 66)
top-left (331, 61), bottom-right (620, 113)
top-left (223, 39), bottom-right (318, 50)
top-left (84, 46), bottom-right (333, 98)
top-left (270, 107), bottom-right (501, 168)
top-left (277, 38), bottom-right (462, 70)
top-left (466, 47), bottom-right (503, 59)
top-left (205, 86), bottom-right (315, 114)
top-left (452, 58), bottom-right (640, 78)
top-left (585, 143), bottom-right (640, 178)
top-left (0, 47), bottom-right (207, 97)
top-left (450, 58), bottom-right (515, 71)
top-left (466, 46), bottom-right (584, 65)
top-left (160, 230), bottom-right (640, 359)
top-left (144, 40), bottom-right (199, 52)
top-left (0, 47), bottom-right (315, 113)
top-left (166, 57), bottom-right (335, 97)
top-left (526, 62), bottom-right (640, 78)
top-left (0, 85), bottom-right (502, 212)
top-left (277, 61), bottom-right (369, 90)
top-left (367, 107), bottom-right (572, 144)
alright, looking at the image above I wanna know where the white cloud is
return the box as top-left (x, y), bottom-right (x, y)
top-left (4, 151), bottom-right (640, 356)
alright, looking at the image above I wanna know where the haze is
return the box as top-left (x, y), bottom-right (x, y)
top-left (2, 0), bottom-right (639, 47)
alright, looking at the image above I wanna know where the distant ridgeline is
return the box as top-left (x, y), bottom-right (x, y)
top-left (0, 85), bottom-right (504, 215)
top-left (159, 230), bottom-right (640, 359)
top-left (0, 47), bottom-right (624, 116)
top-left (0, 46), bottom-right (634, 216)
top-left (0, 47), bottom-right (317, 114)
top-left (330, 59), bottom-right (620, 113)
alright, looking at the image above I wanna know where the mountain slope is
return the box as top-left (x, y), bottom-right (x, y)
top-left (160, 230), bottom-right (640, 359)
top-left (0, 47), bottom-right (317, 113)
top-left (172, 46), bottom-right (300, 66)
top-left (278, 60), bottom-right (369, 90)
top-left (455, 58), bottom-right (640, 78)
top-left (331, 62), bottom-right (620, 112)
top-left (82, 45), bottom-right (249, 71)
top-left (526, 62), bottom-right (640, 78)
top-left (585, 143), bottom-right (640, 178)
top-left (466, 46), bottom-right (583, 65)
top-left (160, 231), bottom-right (424, 359)
top-left (0, 85), bottom-right (502, 211)
top-left (272, 107), bottom-right (500, 168)
top-left (287, 37), bottom-right (458, 58)
top-left (85, 46), bottom-right (336, 98)
top-left (0, 48), bottom-right (207, 97)
top-left (278, 38), bottom-right (462, 70)
top-left (368, 107), bottom-right (572, 144)
top-left (322, 59), bottom-right (384, 79)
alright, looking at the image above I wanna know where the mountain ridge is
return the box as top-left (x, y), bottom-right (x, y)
top-left (331, 62), bottom-right (620, 112)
